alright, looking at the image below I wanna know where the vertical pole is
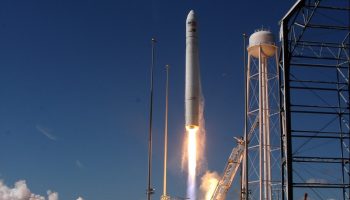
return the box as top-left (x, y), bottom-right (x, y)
top-left (259, 45), bottom-right (264, 200)
top-left (273, 48), bottom-right (281, 200)
top-left (277, 46), bottom-right (284, 200)
top-left (262, 57), bottom-right (268, 200)
top-left (281, 20), bottom-right (293, 200)
top-left (348, 37), bottom-right (350, 199)
top-left (264, 57), bottom-right (272, 200)
top-left (162, 65), bottom-right (170, 200)
top-left (147, 38), bottom-right (156, 200)
top-left (347, 35), bottom-right (350, 200)
top-left (336, 38), bottom-right (346, 200)
top-left (279, 27), bottom-right (286, 200)
top-left (242, 33), bottom-right (248, 200)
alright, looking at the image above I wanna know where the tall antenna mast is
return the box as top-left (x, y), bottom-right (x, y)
top-left (161, 65), bottom-right (171, 200)
top-left (147, 37), bottom-right (156, 200)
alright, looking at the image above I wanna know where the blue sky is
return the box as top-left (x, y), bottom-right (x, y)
top-left (0, 0), bottom-right (297, 199)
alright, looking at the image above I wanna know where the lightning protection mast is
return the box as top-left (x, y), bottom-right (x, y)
top-left (146, 38), bottom-right (156, 200)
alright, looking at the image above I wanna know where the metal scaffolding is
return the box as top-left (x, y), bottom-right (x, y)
top-left (279, 0), bottom-right (350, 199)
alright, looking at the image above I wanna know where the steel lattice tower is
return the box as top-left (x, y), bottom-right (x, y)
top-left (279, 0), bottom-right (350, 199)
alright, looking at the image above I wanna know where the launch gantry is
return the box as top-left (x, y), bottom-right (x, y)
top-left (211, 119), bottom-right (259, 200)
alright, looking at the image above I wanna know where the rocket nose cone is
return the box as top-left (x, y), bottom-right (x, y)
top-left (186, 10), bottom-right (196, 22)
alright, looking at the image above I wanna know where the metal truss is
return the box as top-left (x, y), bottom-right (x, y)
top-left (243, 40), bottom-right (281, 200)
top-left (279, 0), bottom-right (350, 199)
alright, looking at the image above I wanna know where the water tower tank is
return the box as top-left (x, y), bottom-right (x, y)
top-left (247, 30), bottom-right (276, 58)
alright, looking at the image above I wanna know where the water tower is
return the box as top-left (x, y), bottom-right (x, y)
top-left (242, 30), bottom-right (281, 200)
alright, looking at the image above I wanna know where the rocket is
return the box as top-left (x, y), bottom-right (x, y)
top-left (185, 10), bottom-right (201, 130)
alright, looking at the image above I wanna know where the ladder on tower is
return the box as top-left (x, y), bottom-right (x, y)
top-left (210, 118), bottom-right (259, 200)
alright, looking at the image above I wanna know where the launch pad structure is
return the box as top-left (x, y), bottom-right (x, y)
top-left (241, 0), bottom-right (350, 199)
top-left (211, 1), bottom-right (349, 200)
top-left (279, 0), bottom-right (350, 199)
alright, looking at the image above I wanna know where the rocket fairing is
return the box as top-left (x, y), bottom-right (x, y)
top-left (185, 10), bottom-right (201, 130)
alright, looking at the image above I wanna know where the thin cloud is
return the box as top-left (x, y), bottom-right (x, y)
top-left (76, 160), bottom-right (84, 169)
top-left (36, 125), bottom-right (57, 141)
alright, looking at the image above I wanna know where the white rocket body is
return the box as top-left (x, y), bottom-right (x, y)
top-left (185, 10), bottom-right (201, 130)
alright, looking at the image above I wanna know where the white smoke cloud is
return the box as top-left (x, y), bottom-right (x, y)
top-left (47, 190), bottom-right (58, 200)
top-left (0, 180), bottom-right (72, 200)
top-left (199, 171), bottom-right (220, 200)
top-left (76, 197), bottom-right (84, 200)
